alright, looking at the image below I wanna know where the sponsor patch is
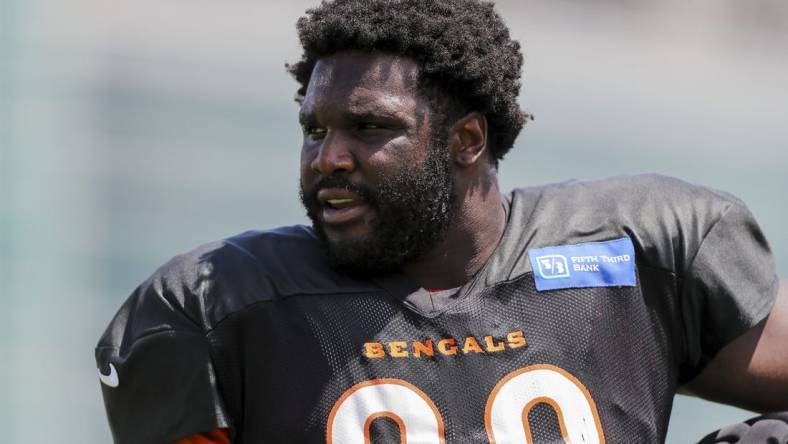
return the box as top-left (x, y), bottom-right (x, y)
top-left (528, 237), bottom-right (637, 291)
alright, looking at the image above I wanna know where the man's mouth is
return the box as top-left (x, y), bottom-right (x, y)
top-left (317, 188), bottom-right (369, 225)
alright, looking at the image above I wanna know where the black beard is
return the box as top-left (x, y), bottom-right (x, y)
top-left (299, 138), bottom-right (456, 276)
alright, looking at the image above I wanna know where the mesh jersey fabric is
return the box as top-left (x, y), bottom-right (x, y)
top-left (95, 174), bottom-right (779, 443)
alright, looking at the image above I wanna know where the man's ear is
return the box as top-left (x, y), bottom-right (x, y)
top-left (448, 112), bottom-right (488, 167)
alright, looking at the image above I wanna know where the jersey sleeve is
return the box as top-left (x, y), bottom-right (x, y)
top-left (96, 256), bottom-right (231, 444)
top-left (679, 198), bottom-right (779, 380)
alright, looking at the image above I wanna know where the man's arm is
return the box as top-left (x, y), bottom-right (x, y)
top-left (682, 280), bottom-right (788, 412)
top-left (97, 251), bottom-right (232, 444)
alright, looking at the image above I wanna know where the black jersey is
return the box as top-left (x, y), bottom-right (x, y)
top-left (96, 174), bottom-right (778, 443)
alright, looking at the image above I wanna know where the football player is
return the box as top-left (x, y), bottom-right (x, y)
top-left (96, 0), bottom-right (788, 442)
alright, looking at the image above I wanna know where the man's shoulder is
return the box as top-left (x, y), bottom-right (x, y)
top-left (511, 174), bottom-right (741, 227)
top-left (513, 173), bottom-right (740, 209)
top-left (503, 174), bottom-right (747, 274)
top-left (123, 225), bottom-right (380, 333)
top-left (191, 225), bottom-right (326, 287)
top-left (150, 225), bottom-right (322, 291)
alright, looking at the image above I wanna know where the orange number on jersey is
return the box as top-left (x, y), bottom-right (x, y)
top-left (326, 378), bottom-right (446, 444)
top-left (485, 364), bottom-right (605, 444)
top-left (327, 365), bottom-right (604, 444)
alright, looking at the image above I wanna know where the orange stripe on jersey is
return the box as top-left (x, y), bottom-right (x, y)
top-left (173, 428), bottom-right (231, 444)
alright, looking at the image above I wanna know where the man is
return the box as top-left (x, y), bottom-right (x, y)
top-left (96, 0), bottom-right (787, 442)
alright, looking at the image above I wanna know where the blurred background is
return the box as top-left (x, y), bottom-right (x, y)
top-left (1, 0), bottom-right (786, 441)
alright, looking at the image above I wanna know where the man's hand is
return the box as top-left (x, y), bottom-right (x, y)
top-left (683, 280), bottom-right (788, 412)
top-left (697, 412), bottom-right (788, 444)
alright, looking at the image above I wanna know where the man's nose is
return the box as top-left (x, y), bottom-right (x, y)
top-left (311, 130), bottom-right (355, 175)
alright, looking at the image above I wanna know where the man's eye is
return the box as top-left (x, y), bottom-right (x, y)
top-left (302, 126), bottom-right (326, 138)
top-left (359, 123), bottom-right (384, 130)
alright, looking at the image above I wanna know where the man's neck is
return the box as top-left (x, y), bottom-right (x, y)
top-left (401, 181), bottom-right (506, 289)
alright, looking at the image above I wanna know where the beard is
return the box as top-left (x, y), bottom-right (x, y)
top-left (299, 137), bottom-right (457, 276)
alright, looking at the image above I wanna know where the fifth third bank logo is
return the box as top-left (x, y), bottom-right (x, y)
top-left (536, 254), bottom-right (571, 279)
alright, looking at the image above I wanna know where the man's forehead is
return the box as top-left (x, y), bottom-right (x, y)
top-left (302, 51), bottom-right (424, 119)
top-left (308, 51), bottom-right (420, 94)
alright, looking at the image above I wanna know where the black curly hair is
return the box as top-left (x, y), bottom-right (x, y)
top-left (287, 0), bottom-right (529, 163)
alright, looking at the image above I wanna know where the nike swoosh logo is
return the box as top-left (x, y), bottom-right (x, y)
top-left (98, 363), bottom-right (119, 388)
